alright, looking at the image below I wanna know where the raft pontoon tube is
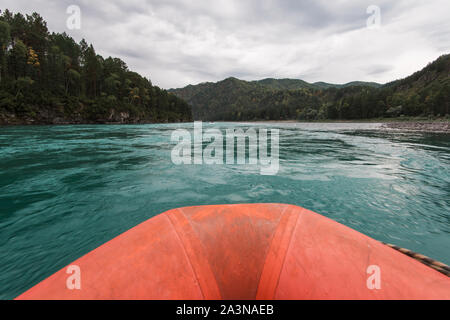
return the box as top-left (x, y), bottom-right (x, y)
top-left (17, 204), bottom-right (450, 300)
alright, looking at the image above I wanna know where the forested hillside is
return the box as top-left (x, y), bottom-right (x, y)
top-left (0, 10), bottom-right (193, 125)
top-left (171, 55), bottom-right (449, 121)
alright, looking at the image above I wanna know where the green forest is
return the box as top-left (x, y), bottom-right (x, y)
top-left (0, 10), bottom-right (193, 125)
top-left (171, 54), bottom-right (450, 122)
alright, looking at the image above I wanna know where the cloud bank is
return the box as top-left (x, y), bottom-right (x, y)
top-left (1, 0), bottom-right (449, 88)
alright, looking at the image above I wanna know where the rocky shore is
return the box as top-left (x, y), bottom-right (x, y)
top-left (0, 108), bottom-right (189, 126)
top-left (381, 121), bottom-right (450, 133)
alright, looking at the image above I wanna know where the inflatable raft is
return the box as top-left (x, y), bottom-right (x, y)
top-left (17, 204), bottom-right (450, 300)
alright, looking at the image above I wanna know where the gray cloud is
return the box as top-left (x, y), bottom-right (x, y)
top-left (366, 64), bottom-right (394, 76)
top-left (1, 0), bottom-right (449, 88)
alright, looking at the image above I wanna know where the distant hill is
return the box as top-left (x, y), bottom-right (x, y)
top-left (170, 54), bottom-right (449, 121)
top-left (252, 78), bottom-right (317, 90)
top-left (313, 81), bottom-right (382, 89)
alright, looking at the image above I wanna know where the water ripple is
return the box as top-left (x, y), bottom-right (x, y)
top-left (0, 122), bottom-right (449, 299)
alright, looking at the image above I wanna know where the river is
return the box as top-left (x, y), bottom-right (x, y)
top-left (0, 122), bottom-right (449, 299)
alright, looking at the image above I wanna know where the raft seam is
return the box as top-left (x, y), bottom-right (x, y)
top-left (166, 208), bottom-right (222, 300)
top-left (273, 207), bottom-right (301, 298)
top-left (164, 212), bottom-right (205, 299)
top-left (256, 205), bottom-right (298, 299)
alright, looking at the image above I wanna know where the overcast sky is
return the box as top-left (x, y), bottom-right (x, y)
top-left (2, 0), bottom-right (449, 88)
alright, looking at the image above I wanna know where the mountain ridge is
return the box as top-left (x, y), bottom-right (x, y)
top-left (170, 54), bottom-right (449, 121)
top-left (170, 77), bottom-right (382, 94)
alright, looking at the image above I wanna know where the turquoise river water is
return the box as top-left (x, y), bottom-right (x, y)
top-left (0, 122), bottom-right (449, 299)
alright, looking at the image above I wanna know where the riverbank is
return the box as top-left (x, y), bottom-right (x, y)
top-left (2, 116), bottom-right (449, 133)
top-left (381, 121), bottom-right (450, 133)
top-left (0, 110), bottom-right (190, 126)
top-left (236, 118), bottom-right (450, 133)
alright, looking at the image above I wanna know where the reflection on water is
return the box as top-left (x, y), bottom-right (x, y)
top-left (0, 122), bottom-right (449, 299)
